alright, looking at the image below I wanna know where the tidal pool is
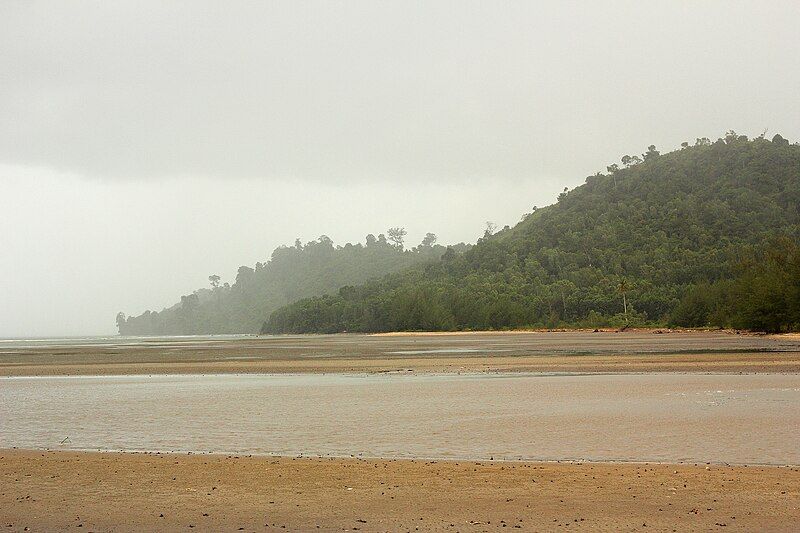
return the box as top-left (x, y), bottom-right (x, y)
top-left (1, 373), bottom-right (798, 465)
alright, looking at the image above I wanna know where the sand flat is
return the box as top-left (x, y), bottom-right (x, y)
top-left (3, 331), bottom-right (799, 531)
top-left (1, 450), bottom-right (798, 531)
top-left (2, 330), bottom-right (800, 376)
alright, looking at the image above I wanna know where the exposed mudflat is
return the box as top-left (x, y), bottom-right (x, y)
top-left (4, 331), bottom-right (800, 531)
top-left (1, 330), bottom-right (799, 376)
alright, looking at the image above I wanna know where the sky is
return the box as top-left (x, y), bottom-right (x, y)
top-left (1, 1), bottom-right (799, 337)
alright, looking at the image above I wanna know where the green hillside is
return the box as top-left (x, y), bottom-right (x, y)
top-left (117, 233), bottom-right (463, 335)
top-left (264, 133), bottom-right (800, 334)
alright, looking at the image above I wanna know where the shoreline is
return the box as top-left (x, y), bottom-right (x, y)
top-left (2, 449), bottom-right (797, 531)
top-left (369, 327), bottom-right (774, 336)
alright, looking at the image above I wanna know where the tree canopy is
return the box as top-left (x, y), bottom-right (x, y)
top-left (264, 134), bottom-right (800, 334)
top-left (117, 232), bottom-right (464, 335)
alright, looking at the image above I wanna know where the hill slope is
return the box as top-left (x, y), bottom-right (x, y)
top-left (117, 234), bottom-right (461, 335)
top-left (264, 133), bottom-right (800, 334)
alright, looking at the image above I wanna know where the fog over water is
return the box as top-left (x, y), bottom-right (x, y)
top-left (1, 1), bottom-right (799, 336)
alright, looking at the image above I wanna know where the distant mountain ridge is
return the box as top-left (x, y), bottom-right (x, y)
top-left (264, 133), bottom-right (800, 333)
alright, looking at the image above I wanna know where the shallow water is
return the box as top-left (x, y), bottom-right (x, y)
top-left (0, 334), bottom-right (253, 350)
top-left (2, 373), bottom-right (798, 465)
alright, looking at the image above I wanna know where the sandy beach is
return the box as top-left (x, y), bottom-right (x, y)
top-left (1, 450), bottom-right (798, 532)
top-left (4, 351), bottom-right (800, 376)
top-left (2, 330), bottom-right (799, 377)
top-left (3, 331), bottom-right (799, 531)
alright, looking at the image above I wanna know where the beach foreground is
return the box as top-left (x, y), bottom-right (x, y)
top-left (1, 450), bottom-right (798, 531)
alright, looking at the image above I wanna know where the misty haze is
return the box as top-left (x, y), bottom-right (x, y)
top-left (1, 2), bottom-right (799, 531)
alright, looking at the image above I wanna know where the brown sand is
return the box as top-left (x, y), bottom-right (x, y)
top-left (3, 332), bottom-right (799, 530)
top-left (2, 331), bottom-right (800, 376)
top-left (1, 450), bottom-right (797, 532)
top-left (3, 352), bottom-right (800, 376)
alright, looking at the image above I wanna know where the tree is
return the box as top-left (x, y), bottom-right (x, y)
top-left (552, 279), bottom-right (576, 320)
top-left (621, 155), bottom-right (642, 168)
top-left (772, 134), bottom-right (789, 146)
top-left (387, 227), bottom-right (407, 249)
top-left (235, 266), bottom-right (254, 285)
top-left (420, 232), bottom-right (437, 247)
top-left (484, 221), bottom-right (497, 238)
top-left (209, 274), bottom-right (220, 289)
top-left (606, 164), bottom-right (620, 186)
top-left (617, 278), bottom-right (629, 323)
top-left (115, 312), bottom-right (126, 333)
top-left (724, 130), bottom-right (739, 144)
top-left (643, 145), bottom-right (659, 160)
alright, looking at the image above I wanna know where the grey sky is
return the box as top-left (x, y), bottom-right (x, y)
top-left (1, 1), bottom-right (799, 336)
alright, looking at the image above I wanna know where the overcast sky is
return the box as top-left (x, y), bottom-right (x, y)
top-left (1, 1), bottom-right (799, 337)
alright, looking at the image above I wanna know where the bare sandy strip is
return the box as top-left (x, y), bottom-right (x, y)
top-left (2, 331), bottom-right (800, 376)
top-left (3, 352), bottom-right (800, 377)
top-left (1, 449), bottom-right (797, 532)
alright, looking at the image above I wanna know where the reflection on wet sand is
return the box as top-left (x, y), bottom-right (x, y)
top-left (2, 372), bottom-right (798, 465)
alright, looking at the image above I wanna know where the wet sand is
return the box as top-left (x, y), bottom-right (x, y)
top-left (4, 373), bottom-right (799, 465)
top-left (2, 330), bottom-right (800, 376)
top-left (1, 450), bottom-right (798, 532)
top-left (3, 332), bottom-right (799, 530)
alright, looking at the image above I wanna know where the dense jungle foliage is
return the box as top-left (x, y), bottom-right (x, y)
top-left (117, 233), bottom-right (462, 335)
top-left (263, 133), bottom-right (800, 334)
top-left (670, 237), bottom-right (799, 332)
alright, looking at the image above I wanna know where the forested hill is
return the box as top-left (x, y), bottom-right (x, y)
top-left (117, 233), bottom-right (463, 335)
top-left (264, 133), bottom-right (800, 334)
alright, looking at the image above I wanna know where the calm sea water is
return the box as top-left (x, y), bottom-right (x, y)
top-left (1, 372), bottom-right (798, 465)
top-left (0, 334), bottom-right (254, 350)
